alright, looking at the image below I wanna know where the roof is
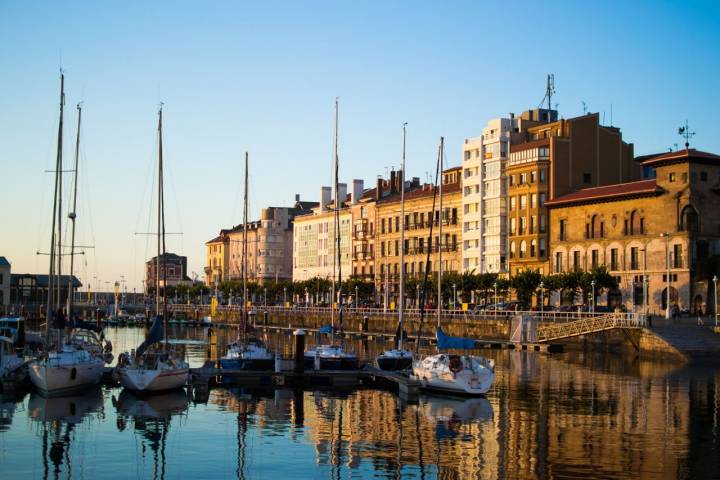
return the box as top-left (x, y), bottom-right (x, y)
top-left (545, 179), bottom-right (661, 208)
top-left (11, 273), bottom-right (82, 288)
top-left (640, 148), bottom-right (720, 168)
top-left (510, 137), bottom-right (550, 154)
top-left (0, 256), bottom-right (9, 267)
top-left (377, 180), bottom-right (461, 205)
top-left (146, 252), bottom-right (187, 262)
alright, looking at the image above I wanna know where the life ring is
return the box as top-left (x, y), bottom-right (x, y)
top-left (448, 356), bottom-right (463, 374)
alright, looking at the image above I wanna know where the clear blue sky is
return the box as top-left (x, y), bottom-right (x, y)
top-left (2, 0), bottom-right (719, 291)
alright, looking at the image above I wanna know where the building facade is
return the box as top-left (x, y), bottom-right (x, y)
top-left (146, 253), bottom-right (192, 288)
top-left (9, 274), bottom-right (81, 305)
top-left (546, 148), bottom-right (720, 314)
top-left (0, 257), bottom-right (10, 306)
top-left (462, 109), bottom-right (555, 274)
top-left (375, 168), bottom-right (462, 304)
top-left (507, 113), bottom-right (640, 275)
top-left (205, 230), bottom-right (231, 286)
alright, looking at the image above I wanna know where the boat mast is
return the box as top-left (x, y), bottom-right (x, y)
top-left (398, 123), bottom-right (407, 351)
top-left (157, 104), bottom-right (169, 350)
top-left (437, 137), bottom-right (443, 328)
top-left (242, 151), bottom-right (249, 344)
top-left (66, 103), bottom-right (82, 320)
top-left (331, 98), bottom-right (339, 342)
top-left (56, 80), bottom-right (65, 314)
top-left (46, 73), bottom-right (64, 336)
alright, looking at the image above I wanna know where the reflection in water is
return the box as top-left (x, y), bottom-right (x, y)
top-left (114, 390), bottom-right (189, 480)
top-left (1, 323), bottom-right (719, 479)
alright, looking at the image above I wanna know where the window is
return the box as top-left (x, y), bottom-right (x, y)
top-left (629, 210), bottom-right (643, 235)
top-left (701, 171), bottom-right (708, 182)
top-left (673, 244), bottom-right (682, 268)
top-left (510, 196), bottom-right (516, 210)
top-left (510, 218), bottom-right (516, 235)
top-left (583, 173), bottom-right (592, 184)
top-left (630, 247), bottom-right (639, 270)
top-left (395, 217), bottom-right (399, 232)
top-left (519, 240), bottom-right (527, 258)
top-left (573, 251), bottom-right (581, 270)
top-left (520, 195), bottom-right (527, 209)
top-left (380, 242), bottom-right (386, 257)
top-left (530, 193), bottom-right (537, 208)
top-left (519, 217), bottom-right (526, 235)
top-left (540, 215), bottom-right (547, 233)
top-left (530, 240), bottom-right (536, 257)
top-left (591, 250), bottom-right (599, 268)
top-left (539, 193), bottom-right (546, 207)
top-left (530, 171), bottom-right (536, 183)
top-left (530, 216), bottom-right (536, 234)
top-left (509, 175), bottom-right (515, 186)
top-left (394, 240), bottom-right (399, 256)
top-left (610, 248), bottom-right (618, 270)
top-left (539, 239), bottom-right (546, 257)
top-left (510, 241), bottom-right (516, 259)
top-left (555, 252), bottom-right (563, 272)
top-left (680, 205), bottom-right (699, 232)
top-left (520, 173), bottom-right (527, 184)
top-left (559, 219), bottom-right (566, 241)
top-left (539, 169), bottom-right (546, 183)
top-left (668, 172), bottom-right (676, 182)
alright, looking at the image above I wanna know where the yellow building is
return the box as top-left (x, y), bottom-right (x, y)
top-left (507, 113), bottom-right (640, 275)
top-left (205, 229), bottom-right (230, 286)
top-left (547, 148), bottom-right (720, 314)
top-left (375, 167), bottom-right (462, 305)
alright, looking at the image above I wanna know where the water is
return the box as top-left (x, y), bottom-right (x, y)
top-left (2, 325), bottom-right (720, 479)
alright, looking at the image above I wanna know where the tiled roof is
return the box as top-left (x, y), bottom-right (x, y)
top-left (0, 256), bottom-right (9, 267)
top-left (545, 179), bottom-right (660, 207)
top-left (640, 148), bottom-right (720, 167)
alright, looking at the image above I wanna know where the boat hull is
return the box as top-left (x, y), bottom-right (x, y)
top-left (117, 367), bottom-right (189, 393)
top-left (303, 356), bottom-right (359, 371)
top-left (376, 356), bottom-right (413, 371)
top-left (219, 358), bottom-right (274, 371)
top-left (28, 360), bottom-right (104, 397)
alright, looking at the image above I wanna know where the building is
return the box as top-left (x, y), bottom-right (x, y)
top-left (375, 167), bottom-right (462, 304)
top-left (546, 148), bottom-right (720, 314)
top-left (292, 184), bottom-right (356, 282)
top-left (0, 257), bottom-right (10, 306)
top-left (206, 196), bottom-right (317, 286)
top-left (145, 253), bottom-right (192, 288)
top-left (9, 274), bottom-right (82, 305)
top-left (462, 109), bottom-right (555, 274)
top-left (507, 112), bottom-right (640, 275)
top-left (349, 180), bottom-right (378, 282)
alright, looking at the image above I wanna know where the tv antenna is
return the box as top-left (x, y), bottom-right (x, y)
top-left (538, 74), bottom-right (555, 111)
top-left (678, 120), bottom-right (695, 149)
top-left (582, 101), bottom-right (587, 115)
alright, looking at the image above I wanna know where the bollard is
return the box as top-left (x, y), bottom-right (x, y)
top-left (293, 329), bottom-right (306, 374)
top-left (363, 315), bottom-right (369, 333)
top-left (275, 353), bottom-right (282, 373)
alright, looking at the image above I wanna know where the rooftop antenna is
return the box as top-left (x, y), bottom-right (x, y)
top-left (674, 143), bottom-right (679, 151)
top-left (610, 103), bottom-right (613, 126)
top-left (678, 120), bottom-right (695, 149)
top-left (582, 101), bottom-right (587, 115)
top-left (539, 74), bottom-right (555, 111)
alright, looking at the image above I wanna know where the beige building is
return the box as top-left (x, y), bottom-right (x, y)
top-left (293, 183), bottom-right (363, 282)
top-left (547, 148), bottom-right (720, 314)
top-left (375, 168), bottom-right (462, 304)
top-left (205, 231), bottom-right (230, 286)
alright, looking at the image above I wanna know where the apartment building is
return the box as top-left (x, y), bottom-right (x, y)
top-left (507, 112), bottom-right (640, 275)
top-left (547, 148), bottom-right (720, 314)
top-left (0, 256), bottom-right (10, 306)
top-left (146, 253), bottom-right (192, 287)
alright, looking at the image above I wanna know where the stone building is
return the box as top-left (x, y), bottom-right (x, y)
top-left (205, 229), bottom-right (231, 286)
top-left (0, 256), bottom-right (10, 306)
top-left (349, 180), bottom-right (378, 282)
top-left (146, 253), bottom-right (192, 288)
top-left (375, 167), bottom-right (462, 304)
top-left (507, 112), bottom-right (640, 275)
top-left (546, 148), bottom-right (720, 314)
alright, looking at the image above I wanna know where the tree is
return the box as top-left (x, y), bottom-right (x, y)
top-left (512, 269), bottom-right (542, 305)
top-left (541, 274), bottom-right (564, 307)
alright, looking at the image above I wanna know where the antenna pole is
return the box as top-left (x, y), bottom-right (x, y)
top-left (67, 103), bottom-right (81, 320)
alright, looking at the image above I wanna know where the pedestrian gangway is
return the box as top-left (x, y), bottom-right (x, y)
top-left (536, 313), bottom-right (647, 343)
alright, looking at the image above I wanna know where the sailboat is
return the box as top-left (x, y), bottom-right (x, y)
top-left (304, 99), bottom-right (359, 371)
top-left (220, 152), bottom-right (274, 371)
top-left (115, 104), bottom-right (189, 392)
top-left (376, 123), bottom-right (413, 371)
top-left (412, 137), bottom-right (495, 395)
top-left (29, 80), bottom-right (107, 397)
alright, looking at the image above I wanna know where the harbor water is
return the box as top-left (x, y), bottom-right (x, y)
top-left (1, 324), bottom-right (719, 479)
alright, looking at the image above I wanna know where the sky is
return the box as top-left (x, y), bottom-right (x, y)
top-left (1, 0), bottom-right (719, 292)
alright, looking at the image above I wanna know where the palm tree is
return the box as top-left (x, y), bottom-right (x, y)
top-left (512, 269), bottom-right (542, 306)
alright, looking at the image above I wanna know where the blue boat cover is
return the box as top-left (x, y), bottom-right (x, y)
top-left (436, 326), bottom-right (476, 350)
top-left (136, 315), bottom-right (164, 356)
top-left (318, 324), bottom-right (333, 334)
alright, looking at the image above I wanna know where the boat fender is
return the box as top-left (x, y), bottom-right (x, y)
top-left (449, 357), bottom-right (463, 375)
top-left (70, 367), bottom-right (77, 380)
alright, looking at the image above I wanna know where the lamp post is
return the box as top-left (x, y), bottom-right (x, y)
top-left (590, 280), bottom-right (596, 313)
top-left (283, 286), bottom-right (287, 306)
top-left (493, 281), bottom-right (498, 311)
top-left (714, 275), bottom-right (718, 327)
top-left (355, 285), bottom-right (359, 309)
top-left (304, 287), bottom-right (308, 305)
top-left (660, 232), bottom-right (671, 319)
top-left (452, 283), bottom-right (457, 310)
top-left (539, 281), bottom-right (544, 315)
top-left (643, 274), bottom-right (649, 318)
top-left (263, 287), bottom-right (267, 308)
top-left (416, 284), bottom-right (420, 309)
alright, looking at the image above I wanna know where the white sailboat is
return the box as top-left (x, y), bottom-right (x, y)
top-left (377, 123), bottom-right (413, 371)
top-left (115, 105), bottom-right (189, 393)
top-left (304, 99), bottom-right (359, 370)
top-left (221, 152), bottom-right (273, 371)
top-left (29, 83), bottom-right (107, 397)
top-left (412, 137), bottom-right (495, 395)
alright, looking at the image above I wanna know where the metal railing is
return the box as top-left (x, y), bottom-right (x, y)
top-left (536, 312), bottom-right (646, 342)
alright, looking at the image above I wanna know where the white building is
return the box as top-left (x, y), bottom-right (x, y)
top-left (462, 110), bottom-right (556, 274)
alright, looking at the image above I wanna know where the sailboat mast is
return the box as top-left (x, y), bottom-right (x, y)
top-left (47, 74), bottom-right (64, 334)
top-left (66, 103), bottom-right (82, 320)
top-left (242, 151), bottom-right (249, 342)
top-left (398, 123), bottom-right (407, 351)
top-left (437, 137), bottom-right (443, 328)
top-left (56, 79), bottom-right (65, 313)
top-left (156, 106), bottom-right (162, 318)
top-left (330, 98), bottom-right (339, 340)
top-left (158, 105), bottom-right (169, 348)
top-left (334, 98), bottom-right (344, 335)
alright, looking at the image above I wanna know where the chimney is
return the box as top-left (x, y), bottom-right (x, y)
top-left (295, 193), bottom-right (300, 202)
top-left (320, 186), bottom-right (331, 212)
top-left (390, 170), bottom-right (397, 194)
top-left (412, 176), bottom-right (420, 188)
top-left (351, 179), bottom-right (364, 204)
top-left (396, 169), bottom-right (404, 193)
top-left (376, 178), bottom-right (382, 201)
top-left (335, 182), bottom-right (347, 208)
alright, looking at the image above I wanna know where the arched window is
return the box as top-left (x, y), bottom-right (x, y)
top-left (520, 241), bottom-right (527, 258)
top-left (680, 205), bottom-right (699, 232)
top-left (530, 239), bottom-right (537, 257)
top-left (510, 241), bottom-right (516, 259)
top-left (591, 214), bottom-right (602, 238)
top-left (630, 210), bottom-right (641, 235)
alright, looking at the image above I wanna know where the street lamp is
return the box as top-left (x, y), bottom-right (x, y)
top-left (493, 281), bottom-right (498, 311)
top-left (714, 275), bottom-right (718, 327)
top-left (263, 287), bottom-right (267, 308)
top-left (283, 286), bottom-right (287, 306)
top-left (355, 285), bottom-right (359, 309)
top-left (416, 284), bottom-right (420, 309)
top-left (590, 280), bottom-right (596, 313)
top-left (539, 281), bottom-right (544, 315)
top-left (452, 283), bottom-right (457, 310)
top-left (660, 232), bottom-right (671, 319)
top-left (643, 274), bottom-right (649, 318)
